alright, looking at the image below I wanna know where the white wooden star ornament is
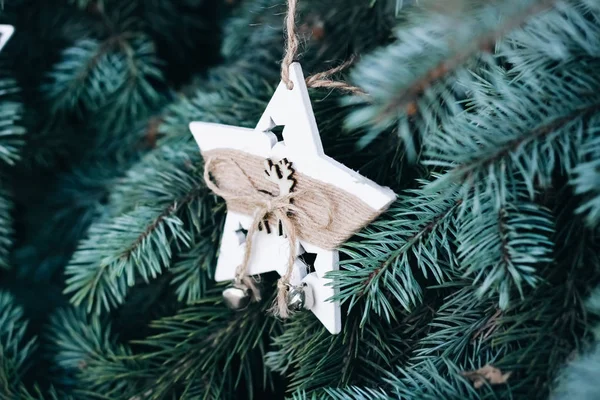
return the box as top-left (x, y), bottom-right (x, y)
top-left (0, 25), bottom-right (14, 53)
top-left (189, 63), bottom-right (395, 334)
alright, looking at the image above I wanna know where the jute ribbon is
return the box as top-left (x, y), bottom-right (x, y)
top-left (204, 155), bottom-right (334, 318)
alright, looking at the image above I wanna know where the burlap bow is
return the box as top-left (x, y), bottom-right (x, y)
top-left (204, 156), bottom-right (333, 318)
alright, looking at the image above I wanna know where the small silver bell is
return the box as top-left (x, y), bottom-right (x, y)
top-left (286, 283), bottom-right (314, 311)
top-left (223, 283), bottom-right (252, 311)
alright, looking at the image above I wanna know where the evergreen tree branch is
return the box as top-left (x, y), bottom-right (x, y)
top-left (0, 291), bottom-right (37, 398)
top-left (292, 386), bottom-right (392, 400)
top-left (572, 135), bottom-right (600, 227)
top-left (391, 358), bottom-right (500, 399)
top-left (382, 196), bottom-right (599, 399)
top-left (64, 144), bottom-right (213, 314)
top-left (266, 308), bottom-right (401, 394)
top-left (4, 0), bottom-right (600, 397)
top-left (409, 286), bottom-right (496, 366)
top-left (107, 143), bottom-right (208, 219)
top-left (0, 185), bottom-right (13, 270)
top-left (123, 294), bottom-right (281, 400)
top-left (47, 307), bottom-right (143, 399)
top-left (460, 200), bottom-right (595, 397)
top-left (0, 76), bottom-right (25, 166)
top-left (428, 101), bottom-right (600, 196)
top-left (44, 25), bottom-right (165, 137)
top-left (498, 0), bottom-right (600, 76)
top-left (345, 0), bottom-right (557, 158)
top-left (170, 222), bottom-right (222, 305)
top-left (424, 58), bottom-right (600, 212)
top-left (376, 0), bottom-right (555, 122)
top-left (331, 185), bottom-right (460, 324)
top-left (456, 188), bottom-right (555, 308)
top-left (64, 202), bottom-right (192, 314)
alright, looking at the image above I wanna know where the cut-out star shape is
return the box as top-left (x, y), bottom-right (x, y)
top-left (190, 63), bottom-right (395, 334)
top-left (234, 223), bottom-right (248, 245)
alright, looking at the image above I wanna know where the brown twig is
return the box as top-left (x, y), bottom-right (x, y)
top-left (472, 309), bottom-right (502, 342)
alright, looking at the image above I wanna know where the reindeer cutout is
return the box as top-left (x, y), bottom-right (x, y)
top-left (258, 158), bottom-right (296, 235)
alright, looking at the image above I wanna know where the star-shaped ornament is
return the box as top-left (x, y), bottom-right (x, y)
top-left (190, 63), bottom-right (395, 334)
top-left (0, 25), bottom-right (13, 52)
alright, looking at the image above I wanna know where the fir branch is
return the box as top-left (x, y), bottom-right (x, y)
top-left (425, 59), bottom-right (600, 209)
top-left (456, 190), bottom-right (555, 308)
top-left (473, 202), bottom-right (600, 397)
top-left (428, 101), bottom-right (600, 196)
top-left (0, 291), bottom-right (37, 398)
top-left (47, 307), bottom-right (142, 399)
top-left (44, 32), bottom-right (165, 134)
top-left (292, 386), bottom-right (392, 400)
top-left (0, 185), bottom-right (12, 270)
top-left (410, 286), bottom-right (496, 366)
top-left (487, 281), bottom-right (587, 394)
top-left (64, 202), bottom-right (192, 314)
top-left (392, 196), bottom-right (598, 399)
top-left (5, 0), bottom-right (600, 397)
top-left (169, 222), bottom-right (222, 304)
top-left (345, 0), bottom-right (557, 158)
top-left (266, 308), bottom-right (400, 393)
top-left (107, 143), bottom-right (207, 219)
top-left (331, 185), bottom-right (460, 324)
top-left (64, 144), bottom-right (213, 314)
top-left (0, 76), bottom-right (25, 166)
top-left (125, 295), bottom-right (281, 400)
top-left (376, 0), bottom-right (555, 122)
top-left (572, 135), bottom-right (600, 227)
top-left (498, 0), bottom-right (600, 76)
top-left (385, 359), bottom-right (490, 399)
top-left (45, 36), bottom-right (120, 112)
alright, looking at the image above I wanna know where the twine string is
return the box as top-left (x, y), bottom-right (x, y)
top-left (281, 0), bottom-right (299, 90)
top-left (281, 0), bottom-right (366, 95)
top-left (204, 157), bottom-right (333, 317)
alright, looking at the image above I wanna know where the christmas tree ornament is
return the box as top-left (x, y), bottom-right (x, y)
top-left (222, 282), bottom-right (254, 311)
top-left (0, 25), bottom-right (14, 52)
top-left (287, 282), bottom-right (314, 311)
top-left (190, 62), bottom-right (395, 334)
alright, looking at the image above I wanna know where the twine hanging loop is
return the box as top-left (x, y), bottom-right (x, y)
top-left (280, 0), bottom-right (367, 95)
